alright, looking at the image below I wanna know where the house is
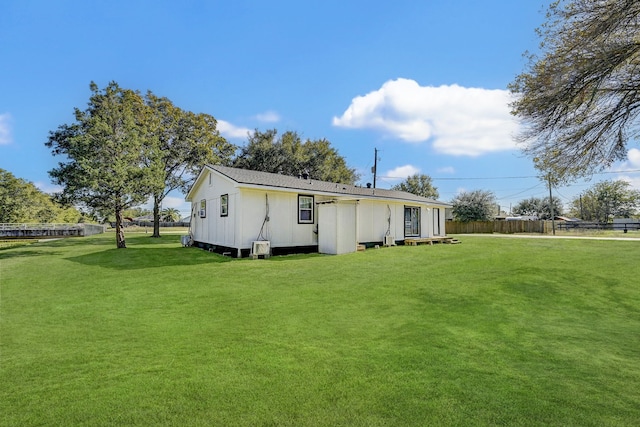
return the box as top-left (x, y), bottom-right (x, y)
top-left (185, 165), bottom-right (452, 257)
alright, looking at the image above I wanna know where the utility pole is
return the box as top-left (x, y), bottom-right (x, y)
top-left (372, 147), bottom-right (378, 189)
top-left (579, 194), bottom-right (583, 219)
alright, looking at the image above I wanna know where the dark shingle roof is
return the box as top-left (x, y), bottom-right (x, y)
top-left (208, 165), bottom-right (451, 207)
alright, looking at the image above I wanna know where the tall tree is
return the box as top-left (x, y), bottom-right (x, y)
top-left (232, 129), bottom-right (359, 184)
top-left (144, 92), bottom-right (235, 237)
top-left (569, 180), bottom-right (640, 222)
top-left (46, 82), bottom-right (152, 248)
top-left (510, 0), bottom-right (640, 180)
top-left (451, 190), bottom-right (497, 222)
top-left (391, 173), bottom-right (439, 199)
top-left (513, 196), bottom-right (563, 220)
top-left (0, 169), bottom-right (81, 223)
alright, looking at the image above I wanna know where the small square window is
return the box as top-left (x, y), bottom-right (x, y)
top-left (298, 195), bottom-right (314, 224)
top-left (220, 194), bottom-right (228, 217)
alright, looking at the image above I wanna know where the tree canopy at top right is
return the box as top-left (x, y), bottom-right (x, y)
top-left (510, 0), bottom-right (640, 181)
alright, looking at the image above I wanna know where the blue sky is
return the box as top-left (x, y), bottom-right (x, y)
top-left (2, 0), bottom-right (639, 217)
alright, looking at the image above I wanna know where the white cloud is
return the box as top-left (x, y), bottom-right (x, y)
top-left (217, 119), bottom-right (251, 139)
top-left (455, 187), bottom-right (468, 195)
top-left (0, 113), bottom-right (13, 145)
top-left (333, 78), bottom-right (519, 156)
top-left (626, 148), bottom-right (640, 168)
top-left (383, 164), bottom-right (420, 180)
top-left (615, 148), bottom-right (640, 191)
top-left (437, 166), bottom-right (455, 174)
top-left (35, 181), bottom-right (62, 194)
top-left (255, 110), bottom-right (281, 123)
top-left (617, 174), bottom-right (640, 193)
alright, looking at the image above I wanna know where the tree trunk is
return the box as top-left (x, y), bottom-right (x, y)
top-left (115, 208), bottom-right (127, 248)
top-left (152, 194), bottom-right (161, 238)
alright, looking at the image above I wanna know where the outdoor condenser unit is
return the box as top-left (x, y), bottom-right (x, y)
top-left (384, 236), bottom-right (396, 247)
top-left (251, 240), bottom-right (271, 257)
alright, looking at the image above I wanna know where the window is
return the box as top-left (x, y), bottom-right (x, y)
top-left (199, 199), bottom-right (206, 218)
top-left (404, 206), bottom-right (420, 237)
top-left (298, 195), bottom-right (314, 223)
top-left (220, 194), bottom-right (228, 217)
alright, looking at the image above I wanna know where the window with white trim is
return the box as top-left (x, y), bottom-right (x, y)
top-left (298, 195), bottom-right (314, 224)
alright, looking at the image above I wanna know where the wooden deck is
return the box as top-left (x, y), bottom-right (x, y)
top-left (404, 236), bottom-right (460, 246)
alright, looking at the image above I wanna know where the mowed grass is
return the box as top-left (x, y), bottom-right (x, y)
top-left (1, 234), bottom-right (639, 426)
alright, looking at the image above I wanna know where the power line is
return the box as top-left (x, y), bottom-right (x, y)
top-left (376, 168), bottom-right (640, 205)
top-left (380, 168), bottom-right (640, 182)
top-left (497, 183), bottom-right (546, 201)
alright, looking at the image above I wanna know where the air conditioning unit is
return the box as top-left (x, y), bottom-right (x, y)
top-left (384, 235), bottom-right (396, 247)
top-left (251, 240), bottom-right (271, 258)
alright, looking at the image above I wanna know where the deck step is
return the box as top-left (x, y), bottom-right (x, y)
top-left (405, 237), bottom-right (458, 246)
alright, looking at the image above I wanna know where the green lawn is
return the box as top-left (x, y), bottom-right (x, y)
top-left (1, 234), bottom-right (639, 426)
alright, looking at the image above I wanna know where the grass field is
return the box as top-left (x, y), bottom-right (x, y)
top-left (1, 233), bottom-right (639, 426)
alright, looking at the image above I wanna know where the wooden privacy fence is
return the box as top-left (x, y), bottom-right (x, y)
top-left (445, 220), bottom-right (553, 234)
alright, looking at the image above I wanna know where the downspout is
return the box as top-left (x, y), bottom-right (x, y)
top-left (355, 200), bottom-right (360, 248)
top-left (188, 202), bottom-right (196, 243)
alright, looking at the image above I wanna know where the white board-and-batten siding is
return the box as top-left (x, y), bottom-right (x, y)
top-left (187, 166), bottom-right (450, 256)
top-left (240, 189), bottom-right (318, 249)
top-left (189, 172), bottom-right (237, 248)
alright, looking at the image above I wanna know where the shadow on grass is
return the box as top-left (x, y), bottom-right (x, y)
top-left (265, 253), bottom-right (326, 262)
top-left (67, 246), bottom-right (231, 270)
top-left (0, 249), bottom-right (64, 260)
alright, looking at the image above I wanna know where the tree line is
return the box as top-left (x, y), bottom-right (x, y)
top-left (0, 169), bottom-right (83, 223)
top-left (43, 82), bottom-right (358, 248)
top-left (448, 180), bottom-right (640, 223)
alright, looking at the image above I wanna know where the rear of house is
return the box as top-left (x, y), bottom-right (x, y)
top-left (186, 165), bottom-right (451, 257)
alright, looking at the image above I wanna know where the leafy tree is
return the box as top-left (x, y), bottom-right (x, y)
top-left (161, 207), bottom-right (181, 222)
top-left (451, 190), bottom-right (497, 222)
top-left (144, 92), bottom-right (235, 237)
top-left (232, 129), bottom-right (359, 184)
top-left (46, 82), bottom-right (153, 248)
top-left (0, 169), bottom-right (82, 223)
top-left (391, 173), bottom-right (439, 199)
top-left (569, 180), bottom-right (640, 222)
top-left (509, 0), bottom-right (640, 180)
top-left (512, 196), bottom-right (563, 220)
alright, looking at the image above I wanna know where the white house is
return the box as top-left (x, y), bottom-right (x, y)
top-left (185, 165), bottom-right (452, 257)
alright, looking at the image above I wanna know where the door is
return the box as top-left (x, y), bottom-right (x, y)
top-left (433, 208), bottom-right (441, 235)
top-left (404, 206), bottom-right (420, 237)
